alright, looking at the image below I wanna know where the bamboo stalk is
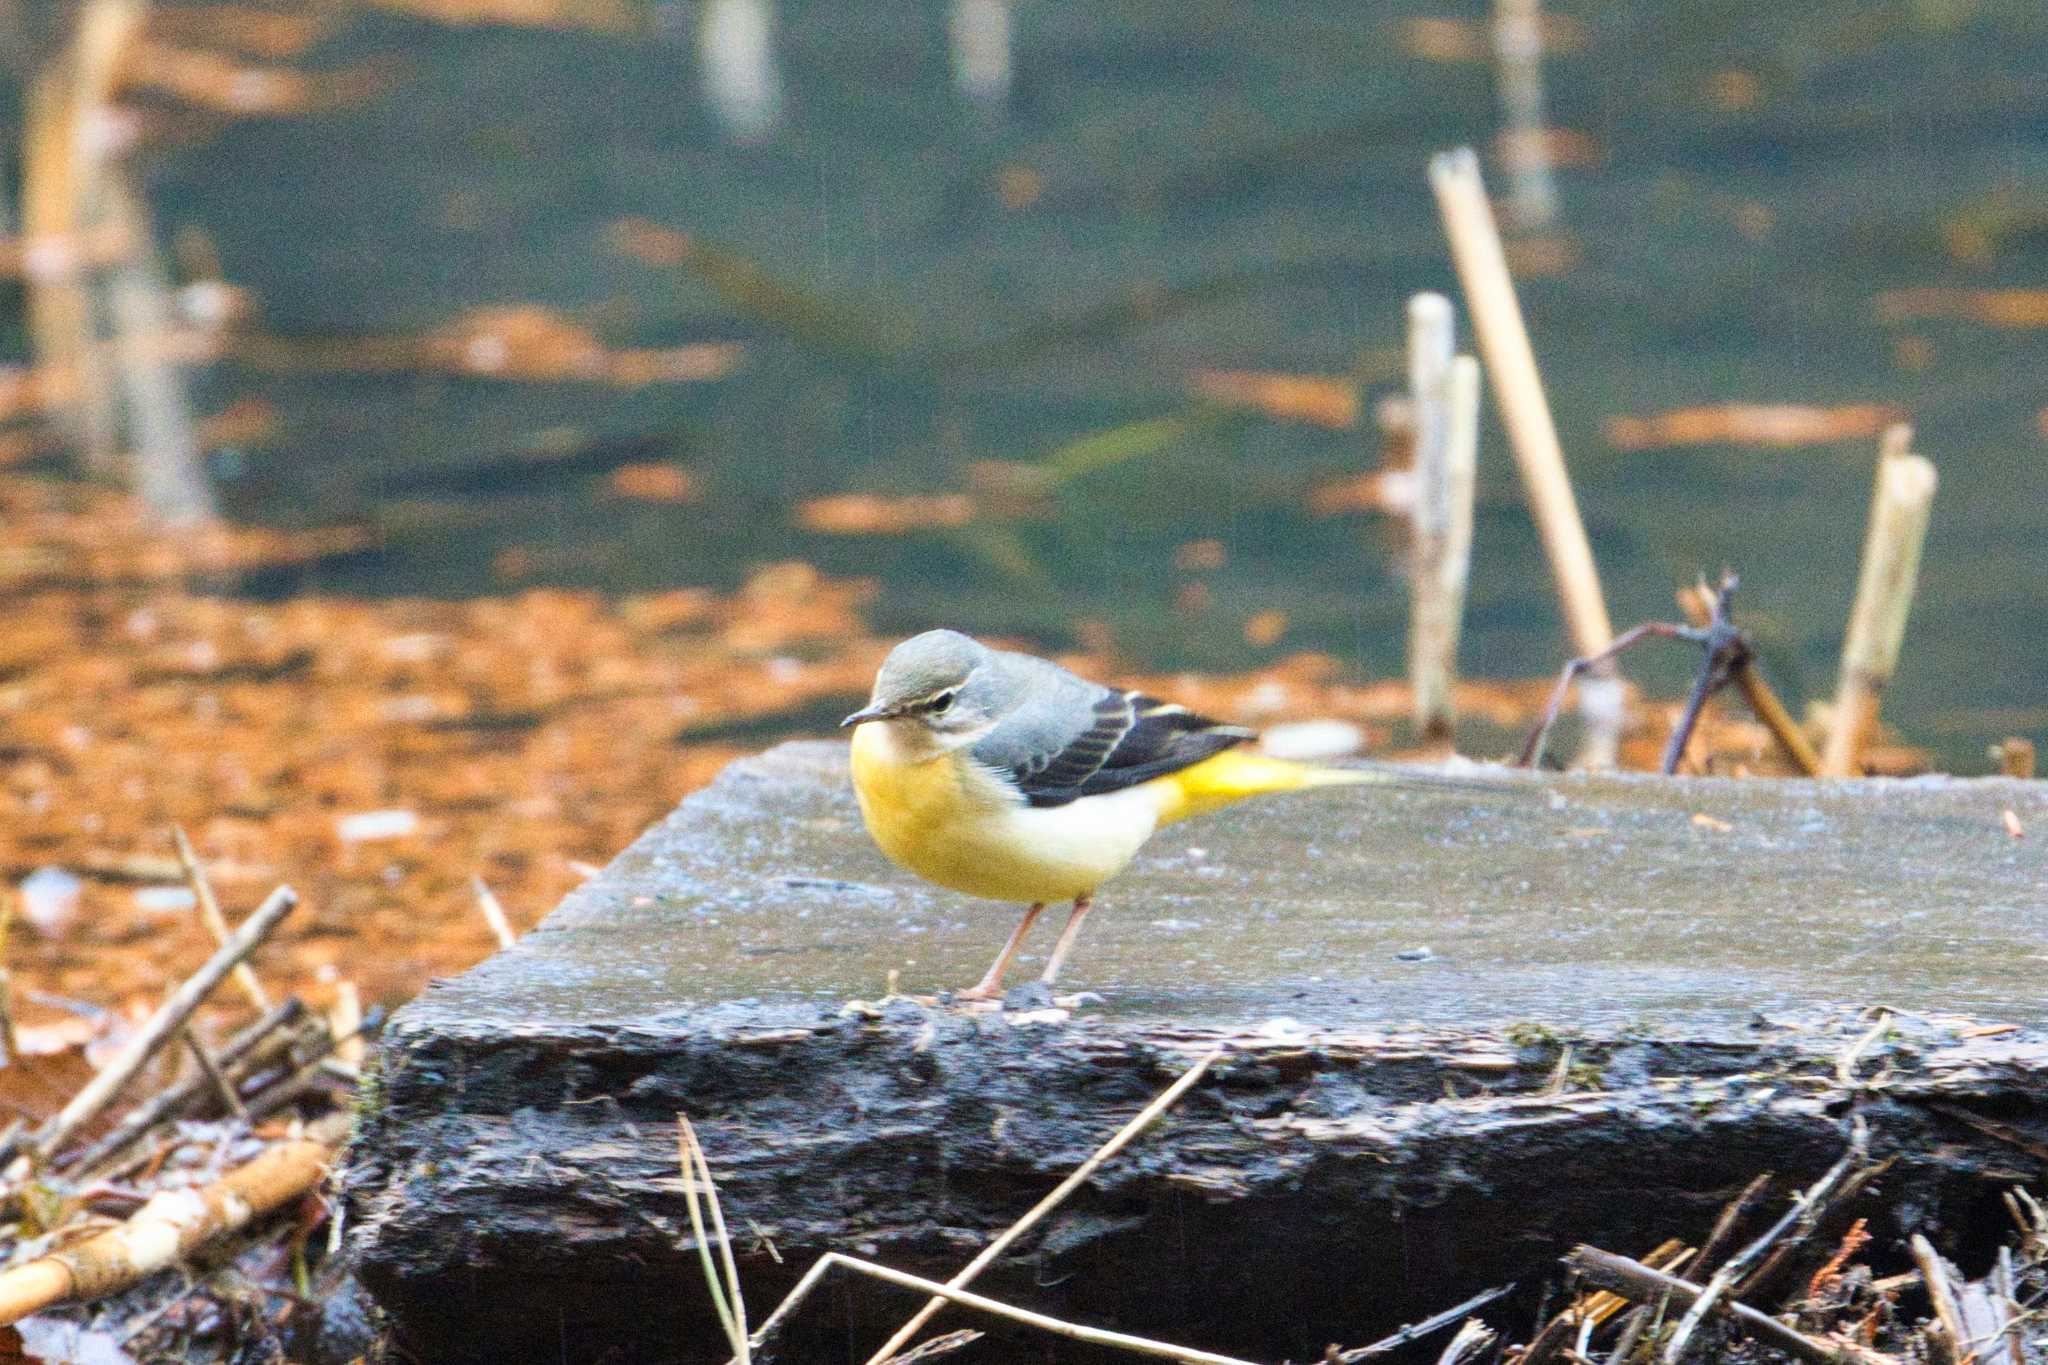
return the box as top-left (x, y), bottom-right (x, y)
top-left (0, 1112), bottom-right (347, 1324)
top-left (1821, 425), bottom-right (1937, 777)
top-left (1406, 296), bottom-right (1479, 743)
top-left (861, 1050), bottom-right (1221, 1365)
top-left (1491, 0), bottom-right (1558, 227)
top-left (1429, 147), bottom-right (1618, 762)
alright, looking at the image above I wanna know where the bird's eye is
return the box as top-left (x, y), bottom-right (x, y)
top-left (928, 690), bottom-right (957, 714)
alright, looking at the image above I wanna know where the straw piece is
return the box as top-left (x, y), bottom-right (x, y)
top-left (1822, 425), bottom-right (1937, 776)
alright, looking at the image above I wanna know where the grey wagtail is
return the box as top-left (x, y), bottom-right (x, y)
top-left (842, 629), bottom-right (1398, 999)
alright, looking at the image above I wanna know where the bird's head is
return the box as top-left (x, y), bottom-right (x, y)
top-left (843, 629), bottom-right (1006, 749)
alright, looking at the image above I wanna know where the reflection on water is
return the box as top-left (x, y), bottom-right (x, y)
top-left (4, 0), bottom-right (2047, 769)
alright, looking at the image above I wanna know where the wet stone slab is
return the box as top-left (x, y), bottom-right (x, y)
top-left (348, 742), bottom-right (2048, 1364)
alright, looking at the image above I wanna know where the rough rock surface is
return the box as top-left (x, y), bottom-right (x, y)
top-left (347, 742), bottom-right (2048, 1363)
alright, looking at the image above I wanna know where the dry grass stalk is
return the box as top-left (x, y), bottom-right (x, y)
top-left (0, 1111), bottom-right (346, 1325)
top-left (679, 1114), bottom-right (749, 1365)
top-left (1822, 425), bottom-right (1938, 776)
top-left (473, 877), bottom-right (517, 950)
top-left (1406, 293), bottom-right (1479, 744)
top-left (175, 826), bottom-right (271, 1012)
top-left (861, 1049), bottom-right (1223, 1365)
top-left (23, 885), bottom-right (297, 1163)
top-left (764, 1252), bottom-right (1261, 1365)
top-left (1428, 147), bottom-right (1618, 763)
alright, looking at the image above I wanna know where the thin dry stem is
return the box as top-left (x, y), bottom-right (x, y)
top-left (764, 1252), bottom-right (1260, 1365)
top-left (175, 825), bottom-right (271, 1012)
top-left (679, 1115), bottom-right (749, 1364)
top-left (861, 1049), bottom-right (1222, 1365)
top-left (474, 876), bottom-right (517, 950)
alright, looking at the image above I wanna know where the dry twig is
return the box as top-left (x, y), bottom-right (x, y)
top-left (474, 876), bottom-right (517, 950)
top-left (1568, 1246), bottom-right (1899, 1365)
top-left (174, 826), bottom-right (270, 1012)
top-left (60, 996), bottom-right (305, 1175)
top-left (18, 885), bottom-right (298, 1165)
top-left (1333, 1282), bottom-right (1514, 1361)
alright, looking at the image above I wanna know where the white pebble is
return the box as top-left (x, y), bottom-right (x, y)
top-left (19, 866), bottom-right (83, 937)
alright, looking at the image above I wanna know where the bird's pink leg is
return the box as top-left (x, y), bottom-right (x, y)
top-left (956, 902), bottom-right (1045, 1000)
top-left (1037, 894), bottom-right (1095, 989)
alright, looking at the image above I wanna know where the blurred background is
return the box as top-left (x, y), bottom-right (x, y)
top-left (8, 0), bottom-right (2048, 735)
top-left (0, 0), bottom-right (2044, 998)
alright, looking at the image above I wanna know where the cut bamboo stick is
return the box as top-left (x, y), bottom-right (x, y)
top-left (1407, 291), bottom-right (1478, 742)
top-left (1429, 147), bottom-right (1617, 761)
top-left (1821, 425), bottom-right (1937, 777)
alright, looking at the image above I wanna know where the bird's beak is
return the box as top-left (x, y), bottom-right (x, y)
top-left (841, 703), bottom-right (893, 729)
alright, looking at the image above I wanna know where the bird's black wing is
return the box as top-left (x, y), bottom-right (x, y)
top-left (996, 690), bottom-right (1253, 808)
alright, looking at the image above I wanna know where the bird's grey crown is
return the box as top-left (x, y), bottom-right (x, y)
top-left (871, 629), bottom-right (996, 706)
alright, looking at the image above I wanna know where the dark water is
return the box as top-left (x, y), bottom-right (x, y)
top-left (19, 0), bottom-right (2048, 766)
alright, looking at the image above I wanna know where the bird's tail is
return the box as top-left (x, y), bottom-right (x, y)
top-left (1159, 748), bottom-right (1517, 825)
